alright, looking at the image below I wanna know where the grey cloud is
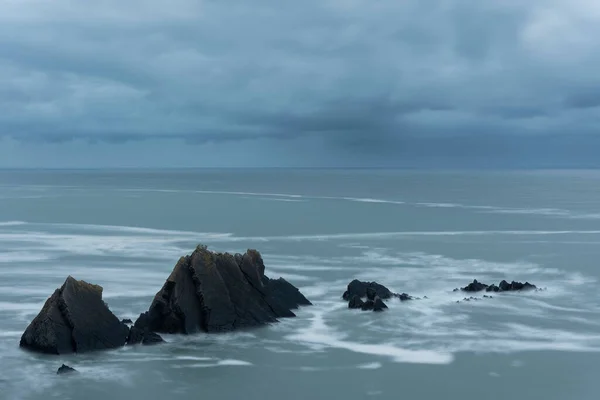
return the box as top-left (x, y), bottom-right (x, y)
top-left (1, 0), bottom-right (600, 167)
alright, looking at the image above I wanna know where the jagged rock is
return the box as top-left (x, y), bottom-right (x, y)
top-left (460, 279), bottom-right (538, 294)
top-left (373, 297), bottom-right (388, 312)
top-left (137, 245), bottom-right (311, 335)
top-left (461, 279), bottom-right (489, 292)
top-left (366, 287), bottom-right (377, 301)
top-left (343, 280), bottom-right (394, 300)
top-left (121, 319), bottom-right (133, 325)
top-left (342, 280), bottom-right (414, 303)
top-left (128, 327), bottom-right (164, 346)
top-left (20, 276), bottom-right (129, 355)
top-left (57, 364), bottom-right (77, 375)
top-left (127, 313), bottom-right (165, 346)
top-left (361, 300), bottom-right (375, 311)
top-left (396, 293), bottom-right (413, 301)
top-left (499, 280), bottom-right (511, 291)
top-left (486, 284), bottom-right (500, 292)
top-left (348, 295), bottom-right (365, 309)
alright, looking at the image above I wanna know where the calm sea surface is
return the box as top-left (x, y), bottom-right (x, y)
top-left (1, 169), bottom-right (600, 400)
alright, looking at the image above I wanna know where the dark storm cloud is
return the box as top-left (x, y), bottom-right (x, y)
top-left (1, 0), bottom-right (600, 167)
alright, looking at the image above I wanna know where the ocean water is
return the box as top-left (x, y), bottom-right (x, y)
top-left (1, 169), bottom-right (600, 400)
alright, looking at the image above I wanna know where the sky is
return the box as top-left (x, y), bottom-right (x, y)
top-left (1, 0), bottom-right (599, 168)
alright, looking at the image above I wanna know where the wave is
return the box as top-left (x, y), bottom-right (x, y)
top-left (172, 359), bottom-right (253, 368)
top-left (244, 230), bottom-right (600, 243)
top-left (0, 221), bottom-right (26, 227)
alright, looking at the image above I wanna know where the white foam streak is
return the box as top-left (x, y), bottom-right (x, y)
top-left (287, 306), bottom-right (454, 365)
top-left (0, 221), bottom-right (26, 227)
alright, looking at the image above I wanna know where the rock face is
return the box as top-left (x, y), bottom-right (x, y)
top-left (348, 295), bottom-right (365, 309)
top-left (20, 276), bottom-right (129, 355)
top-left (127, 313), bottom-right (165, 346)
top-left (134, 245), bottom-right (311, 335)
top-left (373, 297), bottom-right (388, 312)
top-left (458, 279), bottom-right (537, 293)
top-left (57, 364), bottom-right (77, 375)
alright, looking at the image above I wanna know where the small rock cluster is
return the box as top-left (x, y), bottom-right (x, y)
top-left (455, 279), bottom-right (537, 293)
top-left (342, 279), bottom-right (414, 312)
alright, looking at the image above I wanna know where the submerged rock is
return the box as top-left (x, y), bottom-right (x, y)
top-left (57, 364), bottom-right (77, 375)
top-left (127, 313), bottom-right (165, 346)
top-left (373, 297), bottom-right (388, 312)
top-left (361, 300), bottom-right (375, 311)
top-left (136, 245), bottom-right (311, 335)
top-left (396, 293), bottom-right (413, 301)
top-left (20, 276), bottom-right (129, 355)
top-left (348, 295), bottom-right (365, 309)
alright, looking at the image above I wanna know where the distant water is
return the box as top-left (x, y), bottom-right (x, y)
top-left (1, 169), bottom-right (600, 400)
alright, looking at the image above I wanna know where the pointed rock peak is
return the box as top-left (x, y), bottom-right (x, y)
top-left (62, 276), bottom-right (103, 296)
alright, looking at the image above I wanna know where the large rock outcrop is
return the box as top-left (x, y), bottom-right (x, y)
top-left (134, 245), bottom-right (312, 334)
top-left (20, 276), bottom-right (129, 355)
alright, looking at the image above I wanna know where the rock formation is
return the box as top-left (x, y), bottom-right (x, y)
top-left (19, 245), bottom-right (311, 357)
top-left (342, 280), bottom-right (414, 312)
top-left (20, 276), bottom-right (129, 355)
top-left (342, 279), bottom-right (414, 311)
top-left (133, 245), bottom-right (312, 334)
top-left (126, 312), bottom-right (164, 346)
top-left (458, 279), bottom-right (537, 293)
top-left (57, 364), bottom-right (77, 375)
top-left (343, 280), bottom-right (394, 300)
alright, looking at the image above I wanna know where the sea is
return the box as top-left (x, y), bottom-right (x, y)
top-left (1, 168), bottom-right (600, 400)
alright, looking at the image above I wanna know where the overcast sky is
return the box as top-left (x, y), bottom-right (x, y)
top-left (1, 0), bottom-right (599, 168)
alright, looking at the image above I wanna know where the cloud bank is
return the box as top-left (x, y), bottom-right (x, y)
top-left (1, 0), bottom-right (599, 167)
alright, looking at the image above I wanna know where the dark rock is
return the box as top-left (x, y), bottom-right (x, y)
top-left (127, 313), bottom-right (165, 346)
top-left (460, 279), bottom-right (538, 294)
top-left (453, 288), bottom-right (459, 292)
top-left (361, 300), bottom-right (375, 311)
top-left (20, 276), bottom-right (129, 355)
top-left (373, 296), bottom-right (388, 312)
top-left (343, 280), bottom-right (394, 300)
top-left (348, 295), bottom-right (365, 309)
top-left (57, 364), bottom-right (77, 375)
top-left (483, 295), bottom-right (493, 299)
top-left (486, 284), bottom-right (500, 292)
top-left (461, 279), bottom-right (489, 292)
top-left (121, 319), bottom-right (133, 325)
top-left (138, 245), bottom-right (311, 334)
top-left (127, 326), bottom-right (164, 346)
top-left (366, 287), bottom-right (377, 301)
top-left (396, 293), bottom-right (413, 301)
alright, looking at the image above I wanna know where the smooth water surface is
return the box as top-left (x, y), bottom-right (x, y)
top-left (1, 169), bottom-right (600, 400)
